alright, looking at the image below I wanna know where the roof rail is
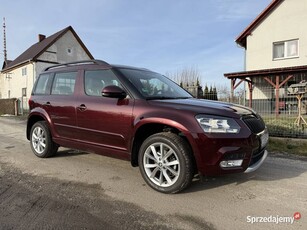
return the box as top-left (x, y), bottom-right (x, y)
top-left (44, 59), bottom-right (110, 71)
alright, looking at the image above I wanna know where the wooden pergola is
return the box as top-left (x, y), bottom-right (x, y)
top-left (224, 65), bottom-right (307, 116)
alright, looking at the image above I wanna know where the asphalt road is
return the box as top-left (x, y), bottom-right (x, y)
top-left (0, 117), bottom-right (306, 230)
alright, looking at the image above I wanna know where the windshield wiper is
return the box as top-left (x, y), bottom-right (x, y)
top-left (174, 97), bottom-right (192, 99)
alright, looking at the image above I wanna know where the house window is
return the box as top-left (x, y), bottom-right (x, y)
top-left (22, 88), bottom-right (27, 97)
top-left (22, 67), bottom-right (27, 76)
top-left (273, 39), bottom-right (299, 60)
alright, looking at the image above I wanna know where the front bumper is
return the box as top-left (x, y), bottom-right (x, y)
top-left (188, 113), bottom-right (268, 176)
top-left (188, 129), bottom-right (268, 176)
top-left (244, 150), bottom-right (268, 173)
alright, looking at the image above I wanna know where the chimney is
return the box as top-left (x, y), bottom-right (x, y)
top-left (38, 34), bottom-right (46, 42)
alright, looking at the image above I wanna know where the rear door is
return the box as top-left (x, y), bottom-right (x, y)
top-left (46, 71), bottom-right (78, 139)
top-left (76, 69), bottom-right (134, 153)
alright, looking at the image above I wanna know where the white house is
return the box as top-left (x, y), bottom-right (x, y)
top-left (224, 0), bottom-right (307, 114)
top-left (0, 26), bottom-right (93, 111)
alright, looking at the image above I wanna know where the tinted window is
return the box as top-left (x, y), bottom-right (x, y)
top-left (84, 70), bottom-right (122, 96)
top-left (33, 73), bottom-right (52, 95)
top-left (118, 68), bottom-right (192, 99)
top-left (51, 72), bottom-right (77, 95)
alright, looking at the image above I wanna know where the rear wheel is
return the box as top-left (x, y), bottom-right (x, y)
top-left (30, 121), bottom-right (58, 158)
top-left (138, 132), bottom-right (194, 193)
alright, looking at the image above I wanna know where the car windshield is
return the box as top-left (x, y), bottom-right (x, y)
top-left (118, 68), bottom-right (192, 100)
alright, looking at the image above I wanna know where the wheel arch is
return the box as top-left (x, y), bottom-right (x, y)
top-left (131, 120), bottom-right (197, 172)
top-left (26, 110), bottom-right (51, 140)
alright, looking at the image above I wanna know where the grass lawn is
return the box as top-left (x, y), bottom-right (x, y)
top-left (261, 115), bottom-right (307, 156)
top-left (268, 137), bottom-right (307, 157)
top-left (263, 115), bottom-right (307, 138)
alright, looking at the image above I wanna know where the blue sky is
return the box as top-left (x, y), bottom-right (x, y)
top-left (1, 0), bottom-right (272, 86)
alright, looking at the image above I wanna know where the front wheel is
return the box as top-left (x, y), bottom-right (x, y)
top-left (138, 132), bottom-right (194, 193)
top-left (30, 121), bottom-right (58, 158)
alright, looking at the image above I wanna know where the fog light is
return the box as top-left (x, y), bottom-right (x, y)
top-left (220, 160), bottom-right (243, 168)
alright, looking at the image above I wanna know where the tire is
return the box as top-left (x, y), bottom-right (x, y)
top-left (30, 121), bottom-right (58, 158)
top-left (138, 132), bottom-right (194, 194)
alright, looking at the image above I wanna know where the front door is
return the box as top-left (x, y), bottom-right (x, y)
top-left (76, 69), bottom-right (134, 155)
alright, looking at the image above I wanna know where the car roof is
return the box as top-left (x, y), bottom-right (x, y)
top-left (44, 60), bottom-right (110, 71)
top-left (111, 64), bottom-right (151, 72)
top-left (43, 59), bottom-right (152, 73)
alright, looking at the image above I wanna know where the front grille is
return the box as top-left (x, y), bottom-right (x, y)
top-left (242, 114), bottom-right (266, 134)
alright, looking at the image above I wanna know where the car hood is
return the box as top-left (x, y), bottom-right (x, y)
top-left (147, 98), bottom-right (255, 118)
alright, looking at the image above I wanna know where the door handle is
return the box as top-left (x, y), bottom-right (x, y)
top-left (77, 104), bottom-right (87, 111)
top-left (44, 101), bottom-right (51, 106)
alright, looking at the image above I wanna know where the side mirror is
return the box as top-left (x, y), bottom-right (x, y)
top-left (102, 85), bottom-right (127, 99)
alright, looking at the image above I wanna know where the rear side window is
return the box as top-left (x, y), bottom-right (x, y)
top-left (33, 74), bottom-right (52, 95)
top-left (51, 72), bottom-right (77, 95)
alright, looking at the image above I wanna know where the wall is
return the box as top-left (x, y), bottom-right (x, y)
top-left (0, 62), bottom-right (35, 100)
top-left (0, 72), bottom-right (4, 98)
top-left (246, 0), bottom-right (307, 71)
top-left (38, 30), bottom-right (91, 63)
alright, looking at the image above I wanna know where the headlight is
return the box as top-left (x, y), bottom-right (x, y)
top-left (196, 115), bottom-right (241, 134)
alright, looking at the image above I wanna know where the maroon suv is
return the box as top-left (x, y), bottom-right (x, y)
top-left (27, 60), bottom-right (268, 193)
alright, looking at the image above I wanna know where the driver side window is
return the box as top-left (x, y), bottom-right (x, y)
top-left (139, 78), bottom-right (174, 96)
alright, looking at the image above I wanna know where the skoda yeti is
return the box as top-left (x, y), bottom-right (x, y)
top-left (27, 60), bottom-right (268, 193)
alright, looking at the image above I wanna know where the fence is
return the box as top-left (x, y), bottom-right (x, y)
top-left (185, 84), bottom-right (307, 138)
top-left (0, 98), bottom-right (18, 115)
top-left (0, 97), bottom-right (29, 116)
top-left (226, 86), bottom-right (307, 139)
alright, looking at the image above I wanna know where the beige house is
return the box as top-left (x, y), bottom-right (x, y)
top-left (0, 26), bottom-right (93, 111)
top-left (225, 0), bottom-right (307, 114)
top-left (244, 0), bottom-right (307, 71)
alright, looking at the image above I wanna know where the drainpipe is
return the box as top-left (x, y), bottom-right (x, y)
top-left (32, 61), bottom-right (35, 85)
top-left (243, 49), bottom-right (246, 106)
top-left (235, 43), bottom-right (247, 106)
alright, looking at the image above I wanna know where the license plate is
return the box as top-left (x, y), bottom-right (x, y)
top-left (260, 130), bottom-right (269, 149)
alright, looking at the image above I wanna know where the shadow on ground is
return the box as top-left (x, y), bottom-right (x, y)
top-left (53, 149), bottom-right (90, 158)
top-left (183, 154), bottom-right (307, 193)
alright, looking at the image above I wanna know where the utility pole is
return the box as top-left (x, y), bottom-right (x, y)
top-left (3, 17), bottom-right (7, 64)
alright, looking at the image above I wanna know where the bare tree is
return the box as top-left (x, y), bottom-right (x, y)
top-left (166, 66), bottom-right (202, 87)
top-left (216, 84), bottom-right (245, 105)
top-left (216, 84), bottom-right (231, 102)
top-left (234, 87), bottom-right (245, 105)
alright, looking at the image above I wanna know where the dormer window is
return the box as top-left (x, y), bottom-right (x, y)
top-left (273, 39), bottom-right (299, 60)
